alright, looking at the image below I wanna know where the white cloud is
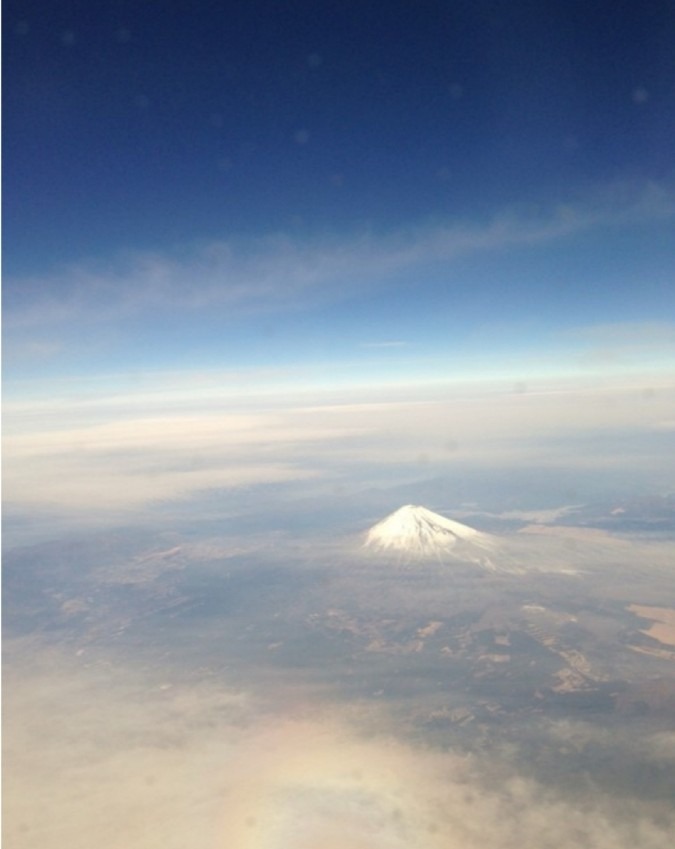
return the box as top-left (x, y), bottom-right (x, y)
top-left (5, 646), bottom-right (674, 849)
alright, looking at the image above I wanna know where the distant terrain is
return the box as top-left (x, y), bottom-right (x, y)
top-left (4, 494), bottom-right (675, 848)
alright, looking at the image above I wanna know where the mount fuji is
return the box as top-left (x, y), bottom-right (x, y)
top-left (364, 505), bottom-right (505, 570)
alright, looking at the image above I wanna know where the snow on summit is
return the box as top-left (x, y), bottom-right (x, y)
top-left (364, 505), bottom-right (495, 561)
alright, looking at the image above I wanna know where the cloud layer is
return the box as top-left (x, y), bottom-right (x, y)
top-left (5, 644), bottom-right (674, 849)
top-left (4, 374), bottom-right (674, 514)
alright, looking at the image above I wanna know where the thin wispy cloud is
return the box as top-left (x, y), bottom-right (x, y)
top-left (554, 322), bottom-right (675, 373)
top-left (5, 181), bottom-right (671, 335)
top-left (360, 340), bottom-right (409, 349)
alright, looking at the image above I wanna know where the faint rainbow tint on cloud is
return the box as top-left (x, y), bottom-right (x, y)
top-left (216, 716), bottom-right (675, 849)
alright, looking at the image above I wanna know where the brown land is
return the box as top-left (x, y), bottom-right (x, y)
top-left (629, 604), bottom-right (675, 648)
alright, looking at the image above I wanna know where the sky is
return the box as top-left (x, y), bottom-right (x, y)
top-left (4, 0), bottom-right (675, 517)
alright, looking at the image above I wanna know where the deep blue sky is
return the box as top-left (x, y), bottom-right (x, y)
top-left (4, 0), bottom-right (675, 387)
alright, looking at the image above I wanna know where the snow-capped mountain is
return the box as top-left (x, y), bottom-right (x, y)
top-left (364, 504), bottom-right (498, 566)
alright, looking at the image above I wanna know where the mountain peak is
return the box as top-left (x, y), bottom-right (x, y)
top-left (364, 504), bottom-right (489, 558)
